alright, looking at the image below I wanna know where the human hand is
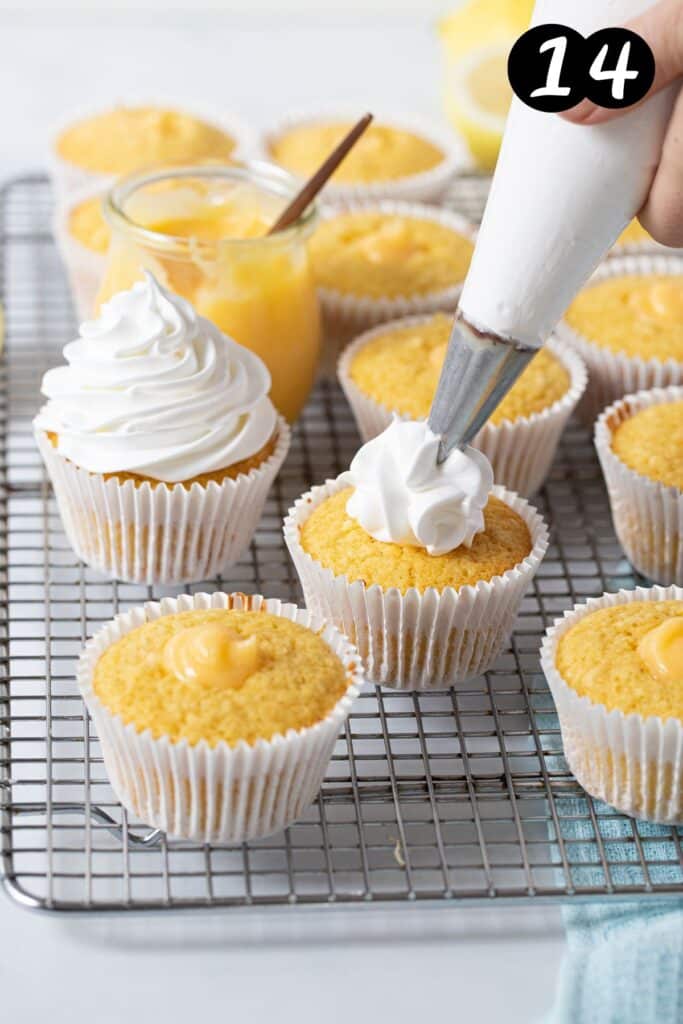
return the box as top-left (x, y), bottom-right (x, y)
top-left (562, 0), bottom-right (683, 246)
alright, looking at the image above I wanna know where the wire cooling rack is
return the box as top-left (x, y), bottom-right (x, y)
top-left (1, 173), bottom-right (682, 915)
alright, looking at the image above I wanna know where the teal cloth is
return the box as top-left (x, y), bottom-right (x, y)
top-left (544, 801), bottom-right (683, 1024)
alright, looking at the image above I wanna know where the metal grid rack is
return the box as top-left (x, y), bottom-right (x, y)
top-left (1, 173), bottom-right (682, 915)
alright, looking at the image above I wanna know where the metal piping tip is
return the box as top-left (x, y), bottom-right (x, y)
top-left (428, 310), bottom-right (538, 463)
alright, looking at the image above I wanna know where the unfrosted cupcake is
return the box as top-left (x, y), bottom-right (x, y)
top-left (557, 255), bottom-right (683, 422)
top-left (34, 273), bottom-right (289, 584)
top-left (54, 187), bottom-right (108, 319)
top-left (338, 312), bottom-right (586, 496)
top-left (264, 112), bottom-right (463, 204)
top-left (78, 591), bottom-right (363, 842)
top-left (310, 201), bottom-right (476, 354)
top-left (541, 585), bottom-right (683, 824)
top-left (595, 386), bottom-right (683, 585)
top-left (284, 419), bottom-right (548, 690)
top-left (50, 102), bottom-right (247, 199)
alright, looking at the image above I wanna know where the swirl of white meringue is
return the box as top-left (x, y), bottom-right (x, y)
top-left (35, 273), bottom-right (278, 482)
top-left (344, 418), bottom-right (493, 556)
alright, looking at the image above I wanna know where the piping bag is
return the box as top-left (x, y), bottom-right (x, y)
top-left (429, 0), bottom-right (679, 460)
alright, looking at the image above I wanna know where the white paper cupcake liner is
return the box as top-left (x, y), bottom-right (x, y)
top-left (338, 323), bottom-right (587, 497)
top-left (555, 253), bottom-right (683, 425)
top-left (316, 200), bottom-right (477, 369)
top-left (259, 107), bottom-right (467, 207)
top-left (35, 419), bottom-right (290, 585)
top-left (541, 584), bottom-right (683, 824)
top-left (48, 100), bottom-right (256, 202)
top-left (53, 183), bottom-right (107, 320)
top-left (595, 386), bottom-right (683, 585)
top-left (283, 477), bottom-right (548, 690)
top-left (77, 591), bottom-right (364, 843)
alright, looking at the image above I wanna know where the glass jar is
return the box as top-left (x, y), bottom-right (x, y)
top-left (99, 163), bottom-right (321, 422)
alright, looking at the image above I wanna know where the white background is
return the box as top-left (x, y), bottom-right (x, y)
top-left (0, 6), bottom-right (566, 1023)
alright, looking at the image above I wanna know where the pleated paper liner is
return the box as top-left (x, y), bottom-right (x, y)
top-left (595, 385), bottom-right (683, 586)
top-left (541, 585), bottom-right (683, 825)
top-left (36, 420), bottom-right (290, 585)
top-left (284, 477), bottom-right (548, 691)
top-left (77, 591), bottom-right (364, 843)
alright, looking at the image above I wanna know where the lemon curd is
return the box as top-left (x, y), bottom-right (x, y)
top-left (97, 166), bottom-right (321, 422)
top-left (56, 106), bottom-right (236, 175)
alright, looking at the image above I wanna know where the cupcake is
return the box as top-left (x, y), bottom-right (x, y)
top-left (541, 585), bottom-right (683, 824)
top-left (595, 386), bottom-right (683, 585)
top-left (556, 254), bottom-right (683, 423)
top-left (34, 273), bottom-right (290, 585)
top-left (611, 219), bottom-right (683, 257)
top-left (338, 312), bottom-right (586, 496)
top-left (284, 419), bottom-right (548, 690)
top-left (263, 111), bottom-right (464, 205)
top-left (310, 200), bottom-right (476, 356)
top-left (50, 102), bottom-right (249, 200)
top-left (77, 591), bottom-right (363, 842)
top-left (54, 186), bottom-right (108, 320)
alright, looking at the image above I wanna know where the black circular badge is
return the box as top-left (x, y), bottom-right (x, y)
top-left (508, 24), bottom-right (656, 113)
top-left (584, 28), bottom-right (655, 108)
top-left (508, 24), bottom-right (586, 113)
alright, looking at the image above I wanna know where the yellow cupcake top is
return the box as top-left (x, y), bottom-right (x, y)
top-left (93, 609), bottom-right (349, 747)
top-left (611, 400), bottom-right (683, 490)
top-left (565, 274), bottom-right (683, 361)
top-left (348, 313), bottom-right (570, 423)
top-left (311, 212), bottom-right (474, 299)
top-left (56, 106), bottom-right (237, 176)
top-left (300, 488), bottom-right (531, 592)
top-left (270, 121), bottom-right (444, 184)
top-left (68, 195), bottom-right (110, 253)
top-left (614, 220), bottom-right (653, 248)
top-left (556, 600), bottom-right (683, 720)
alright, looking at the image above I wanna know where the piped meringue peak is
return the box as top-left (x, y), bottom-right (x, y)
top-left (36, 273), bottom-right (278, 482)
top-left (345, 418), bottom-right (493, 556)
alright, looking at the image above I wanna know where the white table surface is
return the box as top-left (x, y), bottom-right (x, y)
top-left (0, 11), bottom-right (566, 1022)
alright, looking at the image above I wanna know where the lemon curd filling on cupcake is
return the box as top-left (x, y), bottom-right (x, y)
top-left (300, 419), bottom-right (531, 591)
top-left (56, 106), bottom-right (236, 176)
top-left (556, 601), bottom-right (683, 721)
top-left (93, 609), bottom-right (348, 747)
top-left (565, 274), bottom-right (683, 361)
top-left (349, 313), bottom-right (570, 422)
top-left (611, 400), bottom-right (683, 490)
top-left (270, 121), bottom-right (444, 184)
top-left (310, 211), bottom-right (474, 299)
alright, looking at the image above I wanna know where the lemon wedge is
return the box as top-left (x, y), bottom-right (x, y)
top-left (445, 44), bottom-right (513, 170)
top-left (439, 0), bottom-right (533, 170)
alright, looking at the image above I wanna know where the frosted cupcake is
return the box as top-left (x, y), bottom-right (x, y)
top-left (50, 103), bottom-right (247, 199)
top-left (541, 585), bottom-right (683, 824)
top-left (556, 255), bottom-right (683, 422)
top-left (338, 312), bottom-right (586, 496)
top-left (34, 273), bottom-right (290, 584)
top-left (264, 112), bottom-right (462, 205)
top-left (595, 386), bottom-right (683, 585)
top-left (310, 201), bottom-right (475, 355)
top-left (284, 419), bottom-right (548, 690)
top-left (78, 591), bottom-right (363, 842)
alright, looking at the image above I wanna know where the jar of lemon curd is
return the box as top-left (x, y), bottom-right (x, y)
top-left (98, 163), bottom-right (321, 422)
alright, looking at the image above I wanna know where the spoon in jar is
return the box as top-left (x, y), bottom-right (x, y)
top-left (267, 113), bottom-right (373, 235)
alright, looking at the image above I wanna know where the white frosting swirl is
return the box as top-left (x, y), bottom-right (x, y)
top-left (35, 273), bottom-right (278, 482)
top-left (345, 419), bottom-right (493, 556)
